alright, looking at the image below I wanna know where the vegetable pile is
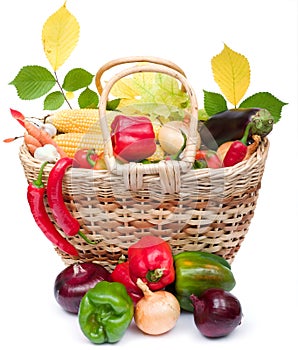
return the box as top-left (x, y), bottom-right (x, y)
top-left (4, 3), bottom-right (288, 345)
top-left (54, 237), bottom-right (242, 343)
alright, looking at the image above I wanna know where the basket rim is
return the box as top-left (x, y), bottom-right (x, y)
top-left (19, 136), bottom-right (269, 179)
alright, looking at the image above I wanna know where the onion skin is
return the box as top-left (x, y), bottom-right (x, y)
top-left (190, 288), bottom-right (242, 338)
top-left (54, 262), bottom-right (111, 314)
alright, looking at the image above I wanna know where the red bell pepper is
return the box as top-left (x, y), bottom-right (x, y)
top-left (110, 261), bottom-right (143, 305)
top-left (110, 115), bottom-right (156, 162)
top-left (128, 236), bottom-right (175, 291)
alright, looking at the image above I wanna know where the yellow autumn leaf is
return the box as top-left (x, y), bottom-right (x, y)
top-left (42, 3), bottom-right (80, 71)
top-left (111, 72), bottom-right (156, 106)
top-left (111, 78), bottom-right (141, 100)
top-left (211, 44), bottom-right (250, 107)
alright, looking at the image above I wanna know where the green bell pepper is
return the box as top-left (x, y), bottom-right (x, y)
top-left (173, 251), bottom-right (236, 312)
top-left (78, 281), bottom-right (134, 344)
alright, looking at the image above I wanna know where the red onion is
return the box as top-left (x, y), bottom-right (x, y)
top-left (190, 288), bottom-right (242, 338)
top-left (54, 262), bottom-right (111, 314)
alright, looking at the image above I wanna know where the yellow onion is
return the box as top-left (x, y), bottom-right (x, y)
top-left (134, 278), bottom-right (180, 335)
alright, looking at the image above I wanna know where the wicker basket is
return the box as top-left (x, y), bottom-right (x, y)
top-left (19, 57), bottom-right (269, 271)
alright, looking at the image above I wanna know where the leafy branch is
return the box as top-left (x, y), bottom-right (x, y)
top-left (203, 44), bottom-right (287, 123)
top-left (9, 3), bottom-right (99, 111)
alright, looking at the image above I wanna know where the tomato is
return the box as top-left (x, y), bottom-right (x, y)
top-left (194, 150), bottom-right (222, 169)
top-left (73, 149), bottom-right (99, 169)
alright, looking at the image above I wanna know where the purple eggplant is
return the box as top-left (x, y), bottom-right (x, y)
top-left (199, 108), bottom-right (274, 150)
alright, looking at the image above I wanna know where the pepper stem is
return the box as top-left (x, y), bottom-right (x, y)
top-left (240, 122), bottom-right (253, 145)
top-left (33, 161), bottom-right (48, 188)
top-left (86, 149), bottom-right (96, 167)
top-left (78, 230), bottom-right (100, 245)
top-left (146, 268), bottom-right (164, 282)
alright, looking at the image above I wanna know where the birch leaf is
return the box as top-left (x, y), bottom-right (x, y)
top-left (203, 90), bottom-right (227, 116)
top-left (9, 65), bottom-right (56, 99)
top-left (111, 72), bottom-right (155, 103)
top-left (42, 3), bottom-right (80, 71)
top-left (239, 92), bottom-right (287, 123)
top-left (212, 44), bottom-right (250, 107)
top-left (111, 72), bottom-right (188, 109)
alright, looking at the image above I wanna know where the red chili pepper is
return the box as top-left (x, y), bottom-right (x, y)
top-left (110, 115), bottom-right (156, 162)
top-left (222, 122), bottom-right (252, 167)
top-left (111, 261), bottom-right (143, 305)
top-left (223, 141), bottom-right (247, 167)
top-left (27, 162), bottom-right (79, 256)
top-left (73, 149), bottom-right (99, 169)
top-left (47, 157), bottom-right (97, 244)
top-left (128, 236), bottom-right (175, 291)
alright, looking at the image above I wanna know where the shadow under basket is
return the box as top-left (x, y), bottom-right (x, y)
top-left (19, 138), bottom-right (269, 271)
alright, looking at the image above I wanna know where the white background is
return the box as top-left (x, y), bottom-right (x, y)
top-left (0, 0), bottom-right (297, 349)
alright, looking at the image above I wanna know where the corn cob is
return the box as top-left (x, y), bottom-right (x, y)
top-left (53, 132), bottom-right (104, 158)
top-left (152, 121), bottom-right (162, 139)
top-left (46, 109), bottom-right (117, 134)
top-left (146, 144), bottom-right (165, 162)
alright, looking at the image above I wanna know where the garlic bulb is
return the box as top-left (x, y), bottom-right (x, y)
top-left (34, 144), bottom-right (60, 162)
top-left (40, 123), bottom-right (57, 137)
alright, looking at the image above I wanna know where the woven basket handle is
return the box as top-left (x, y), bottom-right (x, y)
top-left (98, 61), bottom-right (198, 194)
top-left (95, 56), bottom-right (187, 95)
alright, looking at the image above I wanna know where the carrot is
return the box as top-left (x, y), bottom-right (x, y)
top-left (23, 120), bottom-right (67, 158)
top-left (10, 108), bottom-right (25, 127)
top-left (24, 134), bottom-right (42, 148)
top-left (24, 133), bottom-right (42, 156)
top-left (26, 144), bottom-right (38, 156)
top-left (24, 120), bottom-right (51, 144)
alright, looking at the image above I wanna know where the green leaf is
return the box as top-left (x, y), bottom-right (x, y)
top-left (78, 87), bottom-right (99, 108)
top-left (203, 90), bottom-right (228, 116)
top-left (44, 91), bottom-right (65, 110)
top-left (120, 103), bottom-right (185, 122)
top-left (198, 109), bottom-right (209, 121)
top-left (106, 98), bottom-right (121, 111)
top-left (239, 92), bottom-right (287, 123)
top-left (9, 65), bottom-right (56, 100)
top-left (62, 68), bottom-right (94, 91)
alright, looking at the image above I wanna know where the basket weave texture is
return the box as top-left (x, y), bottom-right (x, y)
top-left (19, 138), bottom-right (268, 270)
top-left (19, 57), bottom-right (270, 271)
